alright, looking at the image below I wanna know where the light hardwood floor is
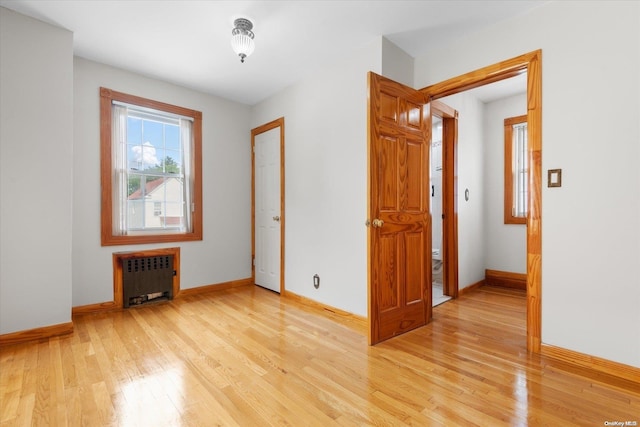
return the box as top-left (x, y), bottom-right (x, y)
top-left (1, 285), bottom-right (639, 426)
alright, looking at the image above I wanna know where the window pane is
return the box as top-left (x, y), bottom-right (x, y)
top-left (164, 201), bottom-right (185, 228)
top-left (127, 117), bottom-right (142, 145)
top-left (513, 123), bottom-right (528, 217)
top-left (142, 120), bottom-right (163, 148)
top-left (153, 148), bottom-right (167, 169)
top-left (165, 125), bottom-right (180, 151)
top-left (127, 200), bottom-right (145, 229)
top-left (128, 142), bottom-right (160, 170)
top-left (127, 174), bottom-right (142, 197)
top-left (125, 173), bottom-right (185, 231)
top-left (123, 109), bottom-right (187, 232)
top-left (165, 151), bottom-right (182, 174)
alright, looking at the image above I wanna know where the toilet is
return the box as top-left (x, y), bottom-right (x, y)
top-left (432, 249), bottom-right (443, 283)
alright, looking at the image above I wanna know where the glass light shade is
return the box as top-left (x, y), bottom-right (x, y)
top-left (231, 33), bottom-right (255, 61)
top-left (231, 18), bottom-right (255, 63)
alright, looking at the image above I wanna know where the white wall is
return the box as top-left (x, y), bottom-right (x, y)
top-left (73, 58), bottom-right (252, 306)
top-left (251, 38), bottom-right (382, 317)
top-left (0, 8), bottom-right (74, 334)
top-left (415, 1), bottom-right (640, 367)
top-left (438, 91), bottom-right (487, 289)
top-left (483, 93), bottom-right (527, 273)
top-left (381, 37), bottom-right (414, 87)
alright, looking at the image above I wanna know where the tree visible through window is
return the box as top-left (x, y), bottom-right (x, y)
top-left (504, 115), bottom-right (528, 225)
top-left (100, 88), bottom-right (202, 246)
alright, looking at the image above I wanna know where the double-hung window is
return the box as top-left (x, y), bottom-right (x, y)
top-left (100, 88), bottom-right (202, 245)
top-left (504, 115), bottom-right (528, 225)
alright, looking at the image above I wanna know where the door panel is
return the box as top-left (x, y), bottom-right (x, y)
top-left (405, 231), bottom-right (425, 303)
top-left (252, 119), bottom-right (284, 293)
top-left (369, 72), bottom-right (432, 345)
top-left (378, 234), bottom-right (398, 309)
top-left (379, 136), bottom-right (398, 210)
top-left (406, 140), bottom-right (424, 210)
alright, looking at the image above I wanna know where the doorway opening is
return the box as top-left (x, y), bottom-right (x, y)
top-left (421, 51), bottom-right (541, 352)
top-left (431, 114), bottom-right (448, 306)
top-left (430, 100), bottom-right (459, 307)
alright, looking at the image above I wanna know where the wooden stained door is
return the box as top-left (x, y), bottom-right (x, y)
top-left (368, 72), bottom-right (432, 345)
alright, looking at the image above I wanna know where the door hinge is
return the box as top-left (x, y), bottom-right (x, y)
top-left (252, 257), bottom-right (256, 267)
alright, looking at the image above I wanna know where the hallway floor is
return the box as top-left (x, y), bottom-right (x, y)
top-left (432, 281), bottom-right (452, 307)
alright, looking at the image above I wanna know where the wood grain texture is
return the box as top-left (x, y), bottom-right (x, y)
top-left (526, 51), bottom-right (543, 353)
top-left (71, 301), bottom-right (119, 316)
top-left (282, 290), bottom-right (367, 332)
top-left (177, 278), bottom-right (254, 297)
top-left (368, 72), bottom-right (431, 345)
top-left (542, 344), bottom-right (640, 384)
top-left (0, 322), bottom-right (73, 347)
top-left (458, 279), bottom-right (484, 296)
top-left (2, 285), bottom-right (638, 426)
top-left (485, 269), bottom-right (527, 290)
top-left (73, 276), bottom-right (249, 317)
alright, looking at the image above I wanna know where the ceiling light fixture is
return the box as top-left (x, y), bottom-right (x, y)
top-left (231, 18), bottom-right (255, 63)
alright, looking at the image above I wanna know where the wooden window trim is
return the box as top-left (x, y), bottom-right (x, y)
top-left (100, 87), bottom-right (203, 246)
top-left (504, 114), bottom-right (527, 225)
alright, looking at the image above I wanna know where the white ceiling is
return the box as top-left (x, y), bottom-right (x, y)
top-left (0, 0), bottom-right (544, 105)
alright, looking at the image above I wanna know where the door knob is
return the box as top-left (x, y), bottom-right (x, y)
top-left (372, 218), bottom-right (384, 228)
top-left (273, 216), bottom-right (280, 222)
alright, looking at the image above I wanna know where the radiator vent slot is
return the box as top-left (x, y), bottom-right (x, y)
top-left (123, 255), bottom-right (174, 308)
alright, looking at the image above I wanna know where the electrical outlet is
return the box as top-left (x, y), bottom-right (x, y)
top-left (313, 274), bottom-right (320, 289)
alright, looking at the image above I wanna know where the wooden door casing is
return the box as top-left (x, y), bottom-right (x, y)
top-left (368, 72), bottom-right (432, 345)
top-left (431, 101), bottom-right (459, 299)
top-left (420, 50), bottom-right (542, 352)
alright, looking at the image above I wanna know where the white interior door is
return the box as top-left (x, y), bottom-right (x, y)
top-left (254, 126), bottom-right (281, 293)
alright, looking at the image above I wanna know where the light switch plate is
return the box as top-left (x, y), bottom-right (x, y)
top-left (548, 169), bottom-right (562, 187)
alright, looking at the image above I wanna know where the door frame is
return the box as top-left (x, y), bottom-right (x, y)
top-left (420, 50), bottom-right (542, 352)
top-left (431, 100), bottom-right (459, 299)
top-left (251, 117), bottom-right (286, 294)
